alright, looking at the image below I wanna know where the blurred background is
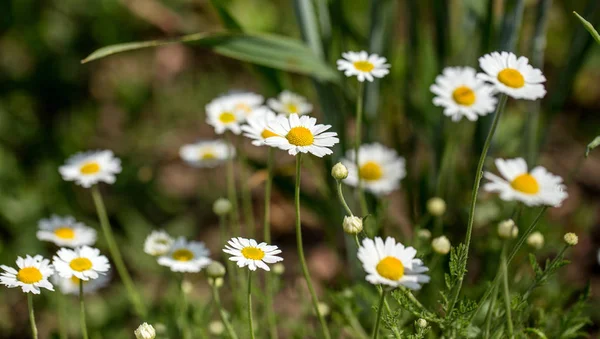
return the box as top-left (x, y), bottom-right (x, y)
top-left (1, 0), bottom-right (600, 338)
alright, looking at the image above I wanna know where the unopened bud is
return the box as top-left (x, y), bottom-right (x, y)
top-left (432, 236), bottom-right (451, 255)
top-left (208, 321), bottom-right (225, 335)
top-left (497, 219), bottom-right (518, 239)
top-left (205, 261), bottom-right (226, 278)
top-left (416, 318), bottom-right (428, 328)
top-left (134, 323), bottom-right (156, 339)
top-left (564, 232), bottom-right (578, 246)
top-left (208, 277), bottom-right (224, 288)
top-left (331, 162), bottom-right (349, 180)
top-left (427, 197), bottom-right (446, 217)
top-left (343, 216), bottom-right (363, 234)
top-left (213, 198), bottom-right (232, 216)
top-left (527, 232), bottom-right (544, 250)
top-left (417, 229), bottom-right (431, 240)
top-left (272, 263), bottom-right (285, 275)
top-left (317, 302), bottom-right (330, 317)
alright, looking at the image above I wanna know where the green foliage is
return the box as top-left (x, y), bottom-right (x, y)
top-left (574, 11), bottom-right (600, 45)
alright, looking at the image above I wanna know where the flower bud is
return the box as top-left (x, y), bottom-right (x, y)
top-left (272, 263), bottom-right (285, 275)
top-left (205, 261), bottom-right (226, 278)
top-left (208, 321), bottom-right (225, 335)
top-left (134, 323), bottom-right (156, 339)
top-left (416, 318), bottom-right (428, 328)
top-left (213, 198), bottom-right (232, 216)
top-left (331, 162), bottom-right (349, 180)
top-left (497, 219), bottom-right (518, 239)
top-left (343, 216), bottom-right (363, 234)
top-left (208, 277), bottom-right (224, 288)
top-left (181, 280), bottom-right (193, 295)
top-left (427, 197), bottom-right (446, 217)
top-left (417, 229), bottom-right (432, 240)
top-left (317, 302), bottom-right (330, 317)
top-left (432, 236), bottom-right (451, 255)
top-left (527, 231), bottom-right (544, 250)
top-left (564, 232), bottom-right (578, 246)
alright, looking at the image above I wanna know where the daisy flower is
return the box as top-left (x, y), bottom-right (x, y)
top-left (37, 215), bottom-right (97, 248)
top-left (59, 150), bottom-right (122, 188)
top-left (358, 237), bottom-right (430, 290)
top-left (477, 51), bottom-right (546, 100)
top-left (179, 140), bottom-right (235, 168)
top-left (144, 230), bottom-right (174, 256)
top-left (219, 91), bottom-right (265, 118)
top-left (223, 237), bottom-right (283, 271)
top-left (264, 114), bottom-right (339, 157)
top-left (241, 107), bottom-right (281, 146)
top-left (206, 98), bottom-right (245, 135)
top-left (53, 246), bottom-right (110, 281)
top-left (341, 143), bottom-right (406, 195)
top-left (267, 90), bottom-right (313, 116)
top-left (0, 255), bottom-right (54, 294)
top-left (483, 158), bottom-right (567, 207)
top-left (52, 271), bottom-right (110, 295)
top-left (157, 237), bottom-right (211, 273)
top-left (430, 67), bottom-right (498, 122)
top-left (336, 51), bottom-right (390, 82)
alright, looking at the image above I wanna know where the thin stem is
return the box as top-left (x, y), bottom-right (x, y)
top-left (263, 148), bottom-right (278, 339)
top-left (372, 289), bottom-right (387, 339)
top-left (355, 81), bottom-right (368, 216)
top-left (247, 271), bottom-right (255, 339)
top-left (27, 294), bottom-right (38, 339)
top-left (57, 292), bottom-right (69, 339)
top-left (501, 244), bottom-right (514, 338)
top-left (79, 281), bottom-right (89, 339)
top-left (238, 139), bottom-right (256, 237)
top-left (211, 284), bottom-right (239, 339)
top-left (295, 154), bottom-right (331, 339)
top-left (90, 186), bottom-right (146, 317)
top-left (225, 134), bottom-right (241, 237)
top-left (483, 282), bottom-right (499, 339)
top-left (180, 276), bottom-right (191, 339)
top-left (336, 181), bottom-right (354, 216)
top-left (448, 94), bottom-right (508, 313)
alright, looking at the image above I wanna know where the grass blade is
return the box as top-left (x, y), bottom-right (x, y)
top-left (574, 11), bottom-right (600, 44)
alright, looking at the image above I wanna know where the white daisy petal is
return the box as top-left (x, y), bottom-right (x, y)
top-left (263, 114), bottom-right (339, 157)
top-left (0, 255), bottom-right (55, 294)
top-left (59, 150), bottom-right (121, 188)
top-left (157, 237), bottom-right (212, 273)
top-left (36, 215), bottom-right (97, 248)
top-left (53, 246), bottom-right (110, 282)
top-left (336, 51), bottom-right (390, 82)
top-left (222, 237), bottom-right (283, 272)
top-left (179, 140), bottom-right (235, 168)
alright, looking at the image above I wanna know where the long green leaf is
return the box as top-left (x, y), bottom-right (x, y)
top-left (82, 32), bottom-right (339, 82)
top-left (574, 11), bottom-right (600, 44)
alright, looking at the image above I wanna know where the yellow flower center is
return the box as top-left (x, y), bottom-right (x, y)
top-left (452, 86), bottom-right (476, 106)
top-left (80, 162), bottom-right (100, 175)
top-left (261, 129), bottom-right (278, 139)
top-left (241, 247), bottom-right (265, 260)
top-left (235, 103), bottom-right (252, 113)
top-left (510, 173), bottom-right (540, 194)
top-left (69, 258), bottom-right (93, 272)
top-left (54, 227), bottom-right (75, 239)
top-left (202, 152), bottom-right (216, 160)
top-left (172, 249), bottom-right (194, 262)
top-left (286, 103), bottom-right (299, 113)
top-left (353, 61), bottom-right (375, 72)
top-left (219, 112), bottom-right (236, 124)
top-left (286, 127), bottom-right (314, 146)
top-left (359, 161), bottom-right (383, 181)
top-left (497, 68), bottom-right (525, 88)
top-left (376, 256), bottom-right (404, 281)
top-left (17, 267), bottom-right (43, 284)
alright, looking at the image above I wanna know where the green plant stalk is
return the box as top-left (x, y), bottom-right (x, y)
top-left (336, 181), bottom-right (354, 216)
top-left (263, 148), bottom-right (278, 339)
top-left (57, 291), bottom-right (68, 339)
top-left (501, 244), bottom-right (514, 338)
top-left (372, 289), bottom-right (387, 339)
top-left (238, 143), bottom-right (256, 237)
top-left (220, 215), bottom-right (237, 293)
top-left (226, 134), bottom-right (242, 237)
top-left (180, 277), bottom-right (191, 339)
top-left (247, 271), bottom-right (255, 339)
top-left (79, 281), bottom-right (89, 339)
top-left (27, 294), bottom-right (38, 339)
top-left (211, 284), bottom-right (239, 339)
top-left (448, 94), bottom-right (507, 313)
top-left (483, 282), bottom-right (499, 339)
top-left (522, 245), bottom-right (568, 301)
top-left (355, 81), bottom-right (368, 216)
top-left (295, 154), bottom-right (331, 339)
top-left (90, 186), bottom-right (146, 317)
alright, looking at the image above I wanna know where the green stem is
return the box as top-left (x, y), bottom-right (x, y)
top-left (238, 139), bottom-right (256, 237)
top-left (263, 148), bottom-right (278, 339)
top-left (27, 294), bottom-right (38, 339)
top-left (372, 289), bottom-right (387, 339)
top-left (294, 154), bottom-right (331, 339)
top-left (57, 291), bottom-right (68, 339)
top-left (211, 284), bottom-right (239, 339)
top-left (501, 244), bottom-right (514, 338)
top-left (483, 282), bottom-right (499, 339)
top-left (225, 134), bottom-right (241, 237)
top-left (180, 276), bottom-right (191, 339)
top-left (220, 215), bottom-right (236, 291)
top-left (336, 181), bottom-right (354, 216)
top-left (355, 81), bottom-right (368, 216)
top-left (79, 281), bottom-right (89, 339)
top-left (90, 186), bottom-right (146, 317)
top-left (448, 94), bottom-right (507, 313)
top-left (247, 271), bottom-right (255, 339)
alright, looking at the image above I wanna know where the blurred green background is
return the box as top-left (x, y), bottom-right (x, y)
top-left (1, 0), bottom-right (600, 338)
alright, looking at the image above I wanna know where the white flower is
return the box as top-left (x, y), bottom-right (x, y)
top-left (59, 150), bottom-right (122, 188)
top-left (357, 237), bottom-right (430, 290)
top-left (267, 90), bottom-right (313, 116)
top-left (264, 114), bottom-right (339, 157)
top-left (341, 143), bottom-right (406, 195)
top-left (52, 270), bottom-right (110, 295)
top-left (53, 246), bottom-right (110, 281)
top-left (179, 140), bottom-right (234, 168)
top-left (37, 215), bottom-right (97, 248)
top-left (206, 92), bottom-right (264, 134)
top-left (135, 322), bottom-right (156, 339)
top-left (144, 230), bottom-right (174, 256)
top-left (241, 107), bottom-right (282, 146)
top-left (430, 67), bottom-right (497, 122)
top-left (220, 92), bottom-right (264, 118)
top-left (331, 162), bottom-right (349, 180)
top-left (564, 233), bottom-right (578, 246)
top-left (157, 237), bottom-right (211, 273)
top-left (343, 216), bottom-right (363, 234)
top-left (497, 219), bottom-right (518, 239)
top-left (431, 236), bottom-right (451, 255)
top-left (223, 237), bottom-right (283, 271)
top-left (426, 197), bottom-right (446, 217)
top-left (336, 51), bottom-right (390, 82)
top-left (0, 255), bottom-right (54, 294)
top-left (477, 51), bottom-right (546, 100)
top-left (483, 158), bottom-right (567, 207)
top-left (213, 198), bottom-right (232, 216)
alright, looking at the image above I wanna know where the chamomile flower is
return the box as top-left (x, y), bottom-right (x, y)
top-left (477, 51), bottom-right (546, 100)
top-left (52, 271), bottom-right (110, 295)
top-left (223, 237), bottom-right (283, 271)
top-left (179, 140), bottom-right (235, 168)
top-left (59, 150), bottom-right (122, 188)
top-left (483, 158), bottom-right (567, 207)
top-left (53, 246), bottom-right (110, 281)
top-left (0, 255), bottom-right (54, 294)
top-left (430, 67), bottom-right (497, 121)
top-left (264, 114), bottom-right (339, 157)
top-left (341, 143), bottom-right (406, 195)
top-left (267, 90), bottom-right (313, 116)
top-left (157, 237), bottom-right (211, 273)
top-left (220, 91), bottom-right (264, 118)
top-left (144, 230), bottom-right (174, 256)
top-left (37, 215), bottom-right (97, 248)
top-left (206, 98), bottom-right (244, 135)
top-left (357, 237), bottom-right (430, 290)
top-left (337, 51), bottom-right (390, 82)
top-left (241, 107), bottom-right (281, 146)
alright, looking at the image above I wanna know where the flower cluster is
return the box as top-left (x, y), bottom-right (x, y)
top-left (144, 230), bottom-right (212, 273)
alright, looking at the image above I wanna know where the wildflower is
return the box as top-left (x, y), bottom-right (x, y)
top-left (564, 233), bottom-right (578, 246)
top-left (208, 321), bottom-right (225, 336)
top-left (37, 215), bottom-right (97, 248)
top-left (527, 231), bottom-right (544, 250)
top-left (179, 140), bottom-right (234, 168)
top-left (213, 198), bottom-right (232, 216)
top-left (430, 67), bottom-right (497, 121)
top-left (52, 272), bottom-right (110, 295)
top-left (223, 237), bottom-right (283, 271)
top-left (341, 143), bottom-right (406, 195)
top-left (205, 261), bottom-right (226, 279)
top-left (477, 51), bottom-right (546, 100)
top-left (59, 150), bottom-right (121, 188)
top-left (206, 99), bottom-right (244, 135)
top-left (426, 197), bottom-right (446, 217)
top-left (134, 322), bottom-right (156, 339)
top-left (432, 236), bottom-right (451, 255)
top-left (218, 92), bottom-right (265, 118)
top-left (53, 246), bottom-right (110, 281)
top-left (272, 263), bottom-right (285, 275)
top-left (497, 219), bottom-right (518, 239)
top-left (357, 237), bottom-right (430, 290)
top-left (144, 230), bottom-right (174, 256)
top-left (417, 229), bottom-right (432, 240)
top-left (0, 255), bottom-right (54, 294)
top-left (337, 51), bottom-right (390, 82)
top-left (267, 90), bottom-right (313, 116)
top-left (157, 237), bottom-right (211, 273)
top-left (331, 162), bottom-right (349, 180)
top-left (343, 216), bottom-right (363, 234)
top-left (241, 107), bottom-right (281, 146)
top-left (264, 114), bottom-right (339, 157)
top-left (483, 158), bottom-right (567, 207)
